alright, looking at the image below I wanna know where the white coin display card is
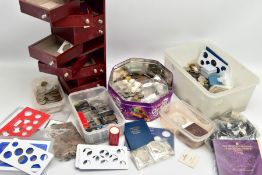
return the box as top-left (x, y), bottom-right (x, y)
top-left (0, 139), bottom-right (51, 172)
top-left (0, 139), bottom-right (53, 175)
top-left (76, 144), bottom-right (128, 170)
top-left (178, 150), bottom-right (199, 168)
top-left (198, 46), bottom-right (229, 76)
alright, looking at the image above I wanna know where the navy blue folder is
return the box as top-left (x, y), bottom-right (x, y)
top-left (124, 120), bottom-right (154, 151)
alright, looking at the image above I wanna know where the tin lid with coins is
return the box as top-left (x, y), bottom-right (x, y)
top-left (159, 100), bottom-right (216, 148)
top-left (32, 76), bottom-right (66, 114)
top-left (109, 58), bottom-right (173, 104)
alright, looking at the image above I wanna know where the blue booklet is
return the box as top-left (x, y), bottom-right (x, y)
top-left (124, 127), bottom-right (174, 150)
top-left (124, 120), bottom-right (154, 151)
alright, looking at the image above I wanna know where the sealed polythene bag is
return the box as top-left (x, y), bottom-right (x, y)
top-left (206, 111), bottom-right (258, 150)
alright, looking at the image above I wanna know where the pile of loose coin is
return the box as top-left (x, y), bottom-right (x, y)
top-left (36, 81), bottom-right (63, 105)
top-left (186, 64), bottom-right (213, 91)
top-left (111, 67), bottom-right (169, 103)
top-left (186, 63), bottom-right (233, 93)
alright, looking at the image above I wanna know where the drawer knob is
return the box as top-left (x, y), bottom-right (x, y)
top-left (94, 69), bottom-right (98, 73)
top-left (41, 14), bottom-right (47, 19)
top-left (100, 69), bottom-right (104, 73)
top-left (64, 73), bottom-right (69, 78)
top-left (98, 30), bottom-right (104, 35)
top-left (49, 61), bottom-right (54, 66)
top-left (85, 19), bottom-right (90, 24)
top-left (98, 19), bottom-right (103, 24)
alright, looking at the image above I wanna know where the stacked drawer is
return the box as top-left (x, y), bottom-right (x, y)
top-left (19, 0), bottom-right (106, 94)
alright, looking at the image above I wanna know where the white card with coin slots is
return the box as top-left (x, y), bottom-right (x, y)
top-left (0, 139), bottom-right (53, 175)
top-left (198, 46), bottom-right (229, 76)
top-left (75, 144), bottom-right (128, 170)
top-left (0, 139), bottom-right (51, 172)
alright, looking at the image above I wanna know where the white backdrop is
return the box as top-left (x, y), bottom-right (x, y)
top-left (0, 1), bottom-right (261, 175)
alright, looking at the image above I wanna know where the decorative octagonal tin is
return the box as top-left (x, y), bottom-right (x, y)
top-left (108, 58), bottom-right (173, 122)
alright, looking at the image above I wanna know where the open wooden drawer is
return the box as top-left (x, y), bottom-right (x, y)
top-left (38, 47), bottom-right (106, 80)
top-left (19, 0), bottom-right (79, 23)
top-left (52, 24), bottom-right (104, 45)
top-left (29, 35), bottom-right (83, 67)
top-left (51, 0), bottom-right (105, 45)
top-left (52, 0), bottom-right (104, 28)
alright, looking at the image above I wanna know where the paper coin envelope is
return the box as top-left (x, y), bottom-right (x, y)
top-left (178, 150), bottom-right (199, 168)
top-left (76, 144), bottom-right (128, 170)
top-left (0, 139), bottom-right (53, 175)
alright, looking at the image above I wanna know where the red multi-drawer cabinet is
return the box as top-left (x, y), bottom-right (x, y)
top-left (19, 0), bottom-right (106, 94)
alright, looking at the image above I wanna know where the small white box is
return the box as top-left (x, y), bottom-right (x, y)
top-left (164, 42), bottom-right (259, 119)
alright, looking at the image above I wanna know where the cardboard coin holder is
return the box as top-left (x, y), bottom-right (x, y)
top-left (75, 144), bottom-right (128, 170)
top-left (0, 139), bottom-right (53, 175)
top-left (0, 139), bottom-right (51, 174)
top-left (0, 107), bottom-right (50, 137)
top-left (125, 127), bottom-right (175, 151)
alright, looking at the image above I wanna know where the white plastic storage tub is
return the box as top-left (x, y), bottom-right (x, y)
top-left (68, 87), bottom-right (125, 144)
top-left (164, 42), bottom-right (259, 119)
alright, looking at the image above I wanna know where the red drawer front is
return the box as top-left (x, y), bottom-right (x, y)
top-left (73, 26), bottom-right (105, 45)
top-left (38, 52), bottom-right (87, 78)
top-left (19, 0), bottom-right (80, 23)
top-left (71, 75), bottom-right (106, 87)
top-left (29, 35), bottom-right (83, 68)
top-left (38, 61), bottom-right (106, 80)
top-left (52, 14), bottom-right (104, 28)
top-left (73, 63), bottom-right (106, 79)
top-left (59, 76), bottom-right (106, 94)
top-left (52, 25), bottom-right (105, 45)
